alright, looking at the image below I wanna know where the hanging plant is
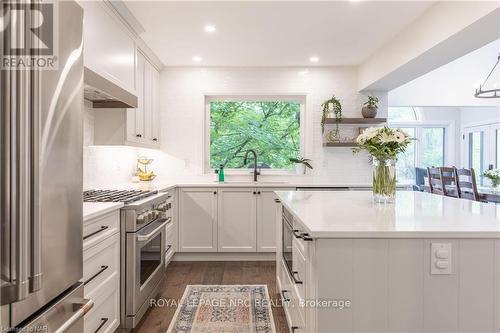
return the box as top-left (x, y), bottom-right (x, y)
top-left (321, 95), bottom-right (342, 133)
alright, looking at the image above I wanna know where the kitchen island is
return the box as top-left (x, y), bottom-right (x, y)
top-left (275, 190), bottom-right (500, 333)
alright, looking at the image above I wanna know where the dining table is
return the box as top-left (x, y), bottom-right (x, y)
top-left (421, 185), bottom-right (500, 203)
top-left (479, 186), bottom-right (500, 203)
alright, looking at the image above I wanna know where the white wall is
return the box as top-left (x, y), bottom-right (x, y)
top-left (159, 67), bottom-right (387, 183)
top-left (83, 105), bottom-right (185, 189)
top-left (460, 107), bottom-right (500, 127)
top-left (359, 2), bottom-right (500, 91)
top-left (83, 67), bottom-right (388, 187)
top-left (389, 39), bottom-right (500, 107)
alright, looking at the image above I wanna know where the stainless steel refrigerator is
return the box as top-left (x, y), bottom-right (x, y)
top-left (1, 1), bottom-right (92, 331)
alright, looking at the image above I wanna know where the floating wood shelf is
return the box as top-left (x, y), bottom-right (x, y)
top-left (324, 118), bottom-right (387, 124)
top-left (323, 142), bottom-right (358, 147)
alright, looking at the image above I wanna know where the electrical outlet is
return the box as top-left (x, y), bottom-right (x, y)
top-left (431, 243), bottom-right (452, 275)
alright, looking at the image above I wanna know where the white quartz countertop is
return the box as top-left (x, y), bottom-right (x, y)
top-left (83, 202), bottom-right (124, 222)
top-left (85, 177), bottom-right (377, 193)
top-left (276, 190), bottom-right (500, 238)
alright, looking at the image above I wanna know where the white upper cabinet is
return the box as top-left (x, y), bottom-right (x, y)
top-left (85, 1), bottom-right (162, 149)
top-left (79, 1), bottom-right (136, 93)
top-left (127, 50), bottom-right (160, 146)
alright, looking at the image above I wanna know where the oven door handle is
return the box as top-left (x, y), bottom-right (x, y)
top-left (136, 219), bottom-right (169, 242)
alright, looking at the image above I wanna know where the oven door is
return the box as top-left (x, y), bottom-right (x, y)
top-left (282, 213), bottom-right (293, 276)
top-left (126, 218), bottom-right (167, 316)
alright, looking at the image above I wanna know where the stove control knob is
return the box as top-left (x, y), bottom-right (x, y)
top-left (137, 214), bottom-right (145, 224)
top-left (157, 203), bottom-right (166, 212)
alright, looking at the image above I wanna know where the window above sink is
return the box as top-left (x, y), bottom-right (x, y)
top-left (204, 95), bottom-right (306, 174)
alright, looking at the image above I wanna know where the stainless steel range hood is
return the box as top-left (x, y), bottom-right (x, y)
top-left (84, 67), bottom-right (138, 108)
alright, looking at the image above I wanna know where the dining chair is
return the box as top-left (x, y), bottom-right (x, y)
top-left (454, 168), bottom-right (480, 201)
top-left (427, 167), bottom-right (459, 198)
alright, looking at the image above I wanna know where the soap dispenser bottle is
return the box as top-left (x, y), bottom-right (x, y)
top-left (218, 164), bottom-right (225, 182)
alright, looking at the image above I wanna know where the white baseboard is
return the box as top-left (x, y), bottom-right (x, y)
top-left (172, 252), bottom-right (276, 261)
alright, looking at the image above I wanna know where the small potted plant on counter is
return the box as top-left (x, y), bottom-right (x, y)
top-left (321, 95), bottom-right (342, 133)
top-left (290, 157), bottom-right (313, 175)
top-left (361, 95), bottom-right (379, 118)
top-left (484, 168), bottom-right (500, 189)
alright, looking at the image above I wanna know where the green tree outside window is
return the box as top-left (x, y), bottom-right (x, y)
top-left (210, 100), bottom-right (301, 169)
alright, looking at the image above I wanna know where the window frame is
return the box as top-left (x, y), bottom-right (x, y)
top-left (462, 121), bottom-right (500, 186)
top-left (389, 120), bottom-right (455, 185)
top-left (203, 94), bottom-right (307, 175)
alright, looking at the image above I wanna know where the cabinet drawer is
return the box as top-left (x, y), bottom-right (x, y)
top-left (165, 220), bottom-right (176, 266)
top-left (278, 259), bottom-right (295, 329)
top-left (83, 233), bottom-right (120, 296)
top-left (292, 239), bottom-right (307, 302)
top-left (292, 221), bottom-right (309, 257)
top-left (85, 274), bottom-right (120, 333)
top-left (83, 211), bottom-right (119, 251)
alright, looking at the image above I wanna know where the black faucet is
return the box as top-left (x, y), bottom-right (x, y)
top-left (243, 149), bottom-right (260, 182)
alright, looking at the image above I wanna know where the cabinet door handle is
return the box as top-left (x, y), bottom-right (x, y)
top-left (292, 229), bottom-right (302, 239)
top-left (213, 191), bottom-right (217, 195)
top-left (93, 318), bottom-right (109, 333)
top-left (83, 226), bottom-right (109, 240)
top-left (291, 326), bottom-right (299, 333)
top-left (153, 138), bottom-right (158, 142)
top-left (301, 233), bottom-right (313, 241)
top-left (83, 265), bottom-right (109, 286)
top-left (257, 191), bottom-right (261, 195)
top-left (253, 191), bottom-right (256, 195)
top-left (136, 134), bottom-right (142, 138)
top-left (292, 271), bottom-right (303, 284)
top-left (274, 199), bottom-right (280, 203)
top-left (281, 290), bottom-right (290, 302)
top-left (165, 244), bottom-right (172, 255)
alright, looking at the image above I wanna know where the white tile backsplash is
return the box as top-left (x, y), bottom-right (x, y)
top-left (83, 66), bottom-right (387, 188)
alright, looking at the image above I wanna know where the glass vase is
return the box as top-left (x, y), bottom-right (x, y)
top-left (372, 158), bottom-right (396, 203)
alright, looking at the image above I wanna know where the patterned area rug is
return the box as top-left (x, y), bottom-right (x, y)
top-left (166, 285), bottom-right (276, 333)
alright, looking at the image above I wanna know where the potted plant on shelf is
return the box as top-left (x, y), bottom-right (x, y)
top-left (290, 157), bottom-right (313, 175)
top-left (484, 168), bottom-right (500, 189)
top-left (362, 95), bottom-right (379, 118)
top-left (352, 127), bottom-right (413, 203)
top-left (321, 95), bottom-right (342, 133)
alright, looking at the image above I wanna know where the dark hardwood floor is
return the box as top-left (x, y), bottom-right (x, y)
top-left (133, 261), bottom-right (289, 333)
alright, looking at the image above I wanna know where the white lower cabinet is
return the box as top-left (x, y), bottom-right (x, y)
top-left (178, 188), bottom-right (218, 252)
top-left (83, 212), bottom-right (120, 333)
top-left (218, 188), bottom-right (257, 252)
top-left (84, 274), bottom-right (120, 333)
top-left (257, 188), bottom-right (292, 252)
top-left (178, 186), bottom-right (294, 253)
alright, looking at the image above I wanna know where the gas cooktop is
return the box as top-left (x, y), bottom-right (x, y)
top-left (83, 189), bottom-right (158, 204)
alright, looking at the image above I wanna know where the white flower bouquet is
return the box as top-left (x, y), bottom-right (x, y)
top-left (352, 126), bottom-right (413, 161)
top-left (352, 126), bottom-right (413, 203)
top-left (484, 169), bottom-right (500, 188)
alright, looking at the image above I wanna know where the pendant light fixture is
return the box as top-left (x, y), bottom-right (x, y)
top-left (475, 53), bottom-right (500, 98)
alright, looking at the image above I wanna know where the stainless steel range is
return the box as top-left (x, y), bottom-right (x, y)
top-left (83, 189), bottom-right (171, 330)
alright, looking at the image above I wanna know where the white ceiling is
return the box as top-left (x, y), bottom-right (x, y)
top-left (124, 1), bottom-right (435, 67)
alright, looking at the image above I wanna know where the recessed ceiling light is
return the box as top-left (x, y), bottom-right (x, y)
top-left (192, 56), bottom-right (202, 63)
top-left (204, 25), bottom-right (216, 33)
top-left (309, 56), bottom-right (319, 63)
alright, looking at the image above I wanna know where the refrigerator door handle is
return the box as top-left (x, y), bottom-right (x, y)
top-left (29, 47), bottom-right (42, 293)
top-left (53, 298), bottom-right (94, 333)
top-left (0, 26), bottom-right (31, 305)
